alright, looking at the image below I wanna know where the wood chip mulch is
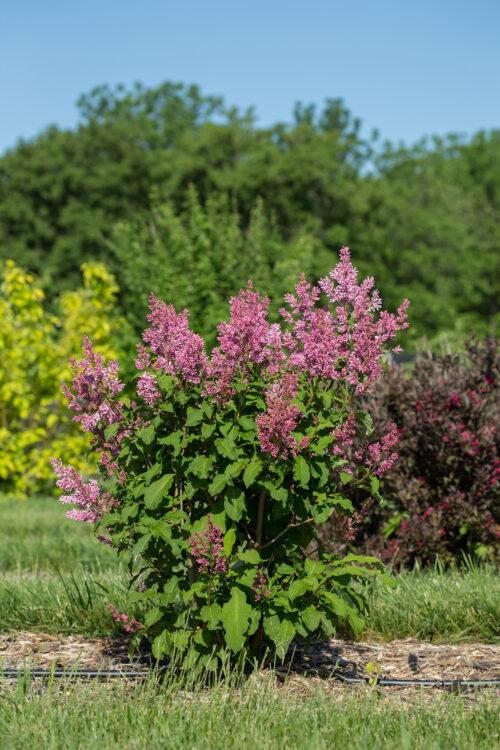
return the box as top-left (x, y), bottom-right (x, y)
top-left (1, 632), bottom-right (499, 683)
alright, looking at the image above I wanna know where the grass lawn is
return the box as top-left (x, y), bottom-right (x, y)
top-left (1, 496), bottom-right (498, 641)
top-left (0, 677), bottom-right (498, 750)
top-left (1, 496), bottom-right (499, 749)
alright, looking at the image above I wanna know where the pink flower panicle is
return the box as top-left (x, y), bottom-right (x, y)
top-left (51, 459), bottom-right (116, 523)
top-left (141, 293), bottom-right (207, 384)
top-left (340, 498), bottom-right (374, 542)
top-left (282, 248), bottom-right (409, 394)
top-left (252, 570), bottom-right (271, 601)
top-left (256, 373), bottom-right (305, 459)
top-left (108, 604), bottom-right (141, 634)
top-left (367, 422), bottom-right (400, 477)
top-left (332, 412), bottom-right (357, 456)
top-left (206, 283), bottom-right (284, 397)
top-left (62, 337), bottom-right (125, 439)
top-left (189, 517), bottom-right (228, 575)
top-left (137, 371), bottom-right (161, 406)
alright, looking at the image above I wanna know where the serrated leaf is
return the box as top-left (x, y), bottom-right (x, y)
top-left (144, 474), bottom-right (174, 508)
top-left (243, 458), bottom-right (262, 488)
top-left (322, 591), bottom-right (350, 618)
top-left (340, 471), bottom-right (353, 485)
top-left (293, 455), bottom-right (310, 486)
top-left (220, 588), bottom-right (253, 653)
top-left (208, 473), bottom-right (227, 496)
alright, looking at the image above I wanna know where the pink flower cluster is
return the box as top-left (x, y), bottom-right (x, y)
top-left (137, 371), bottom-right (161, 406)
top-left (365, 423), bottom-right (400, 477)
top-left (51, 459), bottom-right (116, 523)
top-left (332, 412), bottom-right (357, 456)
top-left (62, 337), bottom-right (124, 438)
top-left (140, 293), bottom-right (207, 385)
top-left (189, 517), bottom-right (228, 575)
top-left (108, 603), bottom-right (141, 633)
top-left (206, 283), bottom-right (283, 398)
top-left (252, 570), bottom-right (271, 601)
top-left (281, 248), bottom-right (409, 394)
top-left (256, 374), bottom-right (306, 459)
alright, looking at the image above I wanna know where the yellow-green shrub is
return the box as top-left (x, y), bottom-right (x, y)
top-left (0, 260), bottom-right (124, 496)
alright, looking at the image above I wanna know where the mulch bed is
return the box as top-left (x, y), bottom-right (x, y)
top-left (1, 632), bottom-right (499, 682)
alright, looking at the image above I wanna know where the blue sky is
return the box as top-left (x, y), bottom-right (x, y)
top-left (1, 0), bottom-right (499, 154)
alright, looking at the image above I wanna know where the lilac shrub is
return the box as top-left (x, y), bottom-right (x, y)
top-left (54, 247), bottom-right (408, 665)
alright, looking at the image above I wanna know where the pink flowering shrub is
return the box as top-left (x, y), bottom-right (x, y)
top-left (54, 247), bottom-right (408, 665)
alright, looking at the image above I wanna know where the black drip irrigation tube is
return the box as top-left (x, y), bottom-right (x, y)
top-left (1, 668), bottom-right (499, 689)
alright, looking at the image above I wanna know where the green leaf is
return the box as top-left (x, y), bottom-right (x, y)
top-left (288, 579), bottom-right (310, 601)
top-left (139, 423), bottom-right (155, 445)
top-left (225, 459), bottom-right (247, 479)
top-left (243, 458), bottom-right (262, 488)
top-left (293, 455), bottom-right (310, 486)
top-left (201, 423), bottom-right (216, 439)
top-left (224, 488), bottom-right (245, 521)
top-left (302, 605), bottom-right (321, 632)
top-left (223, 528), bottom-right (237, 556)
top-left (238, 416), bottom-right (255, 431)
top-left (144, 474), bottom-right (174, 508)
top-left (144, 607), bottom-right (163, 628)
top-left (158, 431), bottom-right (182, 453)
top-left (238, 549), bottom-right (261, 564)
top-left (189, 454), bottom-right (213, 479)
top-left (104, 422), bottom-right (120, 440)
top-left (215, 437), bottom-right (239, 460)
top-left (151, 631), bottom-right (169, 659)
top-left (340, 471), bottom-right (353, 485)
top-left (270, 486), bottom-right (288, 504)
top-left (144, 462), bottom-right (162, 485)
top-left (311, 435), bottom-right (334, 454)
top-left (220, 588), bottom-right (253, 653)
top-left (200, 604), bottom-right (222, 628)
top-left (208, 473), bottom-right (227, 497)
top-left (322, 591), bottom-right (355, 619)
top-left (186, 407), bottom-right (204, 426)
top-left (263, 615), bottom-right (296, 660)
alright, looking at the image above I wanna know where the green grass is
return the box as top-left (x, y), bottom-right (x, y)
top-left (0, 496), bottom-right (116, 572)
top-left (364, 563), bottom-right (500, 643)
top-left (0, 676), bottom-right (498, 750)
top-left (0, 496), bottom-right (499, 641)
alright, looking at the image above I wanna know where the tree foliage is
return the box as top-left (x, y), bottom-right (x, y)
top-left (0, 260), bottom-right (125, 496)
top-left (0, 80), bottom-right (498, 343)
